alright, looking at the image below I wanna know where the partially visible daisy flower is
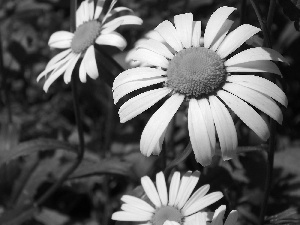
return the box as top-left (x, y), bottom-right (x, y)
top-left (112, 6), bottom-right (288, 166)
top-left (37, 0), bottom-right (142, 92)
top-left (188, 205), bottom-right (238, 225)
top-left (112, 171), bottom-right (223, 225)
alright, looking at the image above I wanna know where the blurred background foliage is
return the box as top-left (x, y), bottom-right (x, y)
top-left (0, 0), bottom-right (300, 224)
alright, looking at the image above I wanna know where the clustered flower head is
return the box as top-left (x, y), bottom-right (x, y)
top-left (37, 0), bottom-right (142, 92)
top-left (112, 6), bottom-right (288, 166)
top-left (112, 171), bottom-right (224, 225)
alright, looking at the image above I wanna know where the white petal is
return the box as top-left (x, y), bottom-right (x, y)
top-left (102, 0), bottom-right (117, 23)
top-left (103, 15), bottom-right (143, 28)
top-left (198, 99), bottom-right (216, 154)
top-left (76, 4), bottom-right (84, 27)
top-left (211, 205), bottom-right (226, 225)
top-left (83, 45), bottom-right (99, 80)
top-left (95, 32), bottom-right (127, 50)
top-left (192, 21), bottom-right (201, 47)
top-left (168, 172), bottom-right (181, 207)
top-left (174, 13), bottom-right (193, 49)
top-left (226, 60), bottom-right (282, 76)
top-left (100, 20), bottom-right (123, 35)
top-left (164, 221), bottom-right (180, 225)
top-left (45, 49), bottom-right (72, 70)
top-left (82, 0), bottom-right (90, 23)
top-left (145, 30), bottom-right (165, 42)
top-left (113, 77), bottom-right (167, 104)
top-left (121, 195), bottom-right (155, 213)
top-left (131, 48), bottom-right (169, 68)
top-left (107, 6), bottom-right (133, 17)
top-left (119, 88), bottom-right (171, 123)
top-left (94, 0), bottom-right (105, 19)
top-left (48, 31), bottom-right (73, 49)
top-left (174, 171), bottom-right (192, 207)
top-left (79, 59), bottom-right (87, 83)
top-left (140, 94), bottom-right (184, 156)
top-left (182, 192), bottom-right (223, 216)
top-left (137, 39), bottom-right (174, 59)
top-left (222, 82), bottom-right (283, 124)
top-left (224, 210), bottom-right (238, 225)
top-left (188, 99), bottom-right (213, 166)
top-left (155, 20), bottom-right (183, 52)
top-left (204, 6), bottom-right (236, 49)
top-left (87, 0), bottom-right (94, 20)
top-left (156, 172), bottom-right (168, 206)
top-left (209, 96), bottom-right (238, 160)
top-left (217, 24), bottom-right (261, 58)
top-left (210, 19), bottom-right (234, 52)
top-left (63, 53), bottom-right (81, 84)
top-left (141, 176), bottom-right (162, 207)
top-left (227, 75), bottom-right (288, 107)
top-left (113, 67), bottom-right (167, 89)
top-left (192, 213), bottom-right (207, 225)
top-left (111, 211), bottom-right (150, 221)
top-left (225, 47), bottom-right (288, 66)
top-left (217, 90), bottom-right (270, 141)
top-left (121, 204), bottom-right (153, 218)
top-left (183, 184), bottom-right (210, 211)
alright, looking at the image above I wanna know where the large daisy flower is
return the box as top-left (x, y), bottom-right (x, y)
top-left (112, 171), bottom-right (223, 225)
top-left (112, 6), bottom-right (288, 166)
top-left (37, 0), bottom-right (142, 92)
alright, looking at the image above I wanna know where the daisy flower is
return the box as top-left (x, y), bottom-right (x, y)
top-left (112, 171), bottom-right (223, 225)
top-left (112, 6), bottom-right (288, 166)
top-left (37, 0), bottom-right (142, 92)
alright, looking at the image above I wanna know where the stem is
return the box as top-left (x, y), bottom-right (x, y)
top-left (249, 1), bottom-right (277, 224)
top-left (35, 0), bottom-right (85, 206)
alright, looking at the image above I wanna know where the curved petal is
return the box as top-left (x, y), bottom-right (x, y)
top-left (130, 48), bottom-right (169, 68)
top-left (209, 96), bottom-right (238, 160)
top-left (188, 99), bottom-right (213, 166)
top-left (95, 32), bottom-right (127, 50)
top-left (210, 19), bottom-right (234, 52)
top-left (136, 39), bottom-right (174, 59)
top-left (121, 195), bottom-right (155, 213)
top-left (226, 75), bottom-right (288, 107)
top-left (79, 58), bottom-right (87, 83)
top-left (217, 90), bottom-right (270, 141)
top-left (222, 82), bottom-right (283, 124)
top-left (119, 88), bottom-right (171, 123)
top-left (174, 13), bottom-right (193, 49)
top-left (87, 0), bottom-right (94, 20)
top-left (168, 172), bottom-right (181, 207)
top-left (63, 53), bottom-right (81, 84)
top-left (174, 171), bottom-right (192, 207)
top-left (102, 0), bottom-right (117, 23)
top-left (217, 24), bottom-right (261, 58)
top-left (83, 45), bottom-right (99, 80)
top-left (141, 176), bottom-right (162, 207)
top-left (100, 20), bottom-right (123, 35)
top-left (107, 6), bottom-right (133, 17)
top-left (155, 20), bottom-right (183, 52)
top-left (211, 205), bottom-right (226, 225)
top-left (113, 77), bottom-right (167, 104)
top-left (113, 67), bottom-right (167, 89)
top-left (225, 47), bottom-right (288, 66)
top-left (102, 15), bottom-right (143, 29)
top-left (48, 31), bottom-right (73, 49)
top-left (45, 49), bottom-right (72, 69)
top-left (224, 210), bottom-right (238, 225)
top-left (121, 204), bottom-right (153, 218)
top-left (204, 6), bottom-right (236, 49)
top-left (192, 21), bottom-right (201, 47)
top-left (183, 184), bottom-right (210, 211)
top-left (111, 211), bottom-right (150, 221)
top-left (156, 172), bottom-right (168, 206)
top-left (94, 0), bottom-right (105, 19)
top-left (226, 60), bottom-right (282, 76)
top-left (140, 94), bottom-right (184, 156)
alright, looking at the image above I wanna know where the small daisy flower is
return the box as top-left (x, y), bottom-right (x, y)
top-left (189, 205), bottom-right (238, 225)
top-left (37, 0), bottom-right (142, 92)
top-left (112, 6), bottom-right (288, 166)
top-left (111, 171), bottom-right (223, 225)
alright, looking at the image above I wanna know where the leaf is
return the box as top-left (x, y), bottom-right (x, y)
top-left (278, 0), bottom-right (300, 31)
top-left (0, 138), bottom-right (76, 166)
top-left (0, 206), bottom-right (37, 225)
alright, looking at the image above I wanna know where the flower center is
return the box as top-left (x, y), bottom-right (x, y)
top-left (166, 47), bottom-right (227, 99)
top-left (71, 20), bottom-right (101, 54)
top-left (151, 206), bottom-right (183, 225)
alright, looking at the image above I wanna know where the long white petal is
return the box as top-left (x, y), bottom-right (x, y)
top-left (227, 75), bottom-right (287, 107)
top-left (192, 21), bottom-right (201, 47)
top-left (111, 211), bottom-right (150, 221)
top-left (121, 195), bottom-right (155, 213)
top-left (204, 6), bottom-right (236, 49)
top-left (95, 32), bottom-right (127, 50)
top-left (210, 20), bottom-right (234, 52)
top-left (63, 53), bottom-right (81, 84)
top-left (183, 184), bottom-right (210, 211)
top-left (102, 0), bottom-right (117, 23)
top-left (137, 39), bottom-right (174, 59)
top-left (45, 49), bottom-right (72, 69)
top-left (48, 31), bottom-right (73, 49)
top-left (168, 172), bottom-right (181, 207)
top-left (87, 0), bottom-right (94, 20)
top-left (155, 20), bottom-right (183, 52)
top-left (141, 176), bottom-right (162, 207)
top-left (211, 205), bottom-right (226, 225)
top-left (156, 172), bottom-right (168, 206)
top-left (164, 221), bottom-right (180, 225)
top-left (217, 24), bottom-right (261, 58)
top-left (102, 15), bottom-right (143, 29)
top-left (174, 171), bottom-right (192, 207)
top-left (209, 96), bottom-right (238, 160)
top-left (119, 88), bottom-right (171, 123)
top-left (131, 48), bottom-right (169, 68)
top-left (225, 47), bottom-right (287, 66)
top-left (107, 6), bottom-right (133, 17)
top-left (224, 210), bottom-right (238, 225)
top-left (174, 13), bottom-right (193, 49)
top-left (79, 59), bottom-right (87, 83)
top-left (226, 60), bottom-right (282, 76)
top-left (113, 67), bottom-right (167, 89)
top-left (83, 45), bottom-right (99, 80)
top-left (94, 0), bottom-right (105, 19)
top-left (217, 90), bottom-right (269, 140)
top-left (140, 94), bottom-right (184, 156)
top-left (222, 82), bottom-right (283, 124)
top-left (76, 3), bottom-right (84, 27)
top-left (121, 204), bottom-right (153, 218)
top-left (188, 99), bottom-right (213, 166)
top-left (113, 77), bottom-right (167, 104)
top-left (100, 20), bottom-right (123, 35)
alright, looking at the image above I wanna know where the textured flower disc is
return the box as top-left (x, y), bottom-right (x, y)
top-left (71, 20), bottom-right (101, 53)
top-left (151, 206), bottom-right (183, 225)
top-left (166, 47), bottom-right (227, 98)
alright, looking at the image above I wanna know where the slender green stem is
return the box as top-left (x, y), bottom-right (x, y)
top-left (249, 1), bottom-right (277, 224)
